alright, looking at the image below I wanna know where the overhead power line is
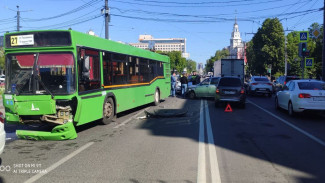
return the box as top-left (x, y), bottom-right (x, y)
top-left (23, 0), bottom-right (102, 22)
top-left (110, 0), bottom-right (312, 20)
top-left (111, 0), bottom-right (286, 8)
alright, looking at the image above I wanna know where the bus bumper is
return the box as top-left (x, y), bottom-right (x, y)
top-left (16, 122), bottom-right (77, 140)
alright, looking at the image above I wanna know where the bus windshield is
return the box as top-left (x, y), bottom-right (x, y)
top-left (6, 53), bottom-right (76, 95)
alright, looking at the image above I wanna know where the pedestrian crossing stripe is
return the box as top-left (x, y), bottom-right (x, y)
top-left (299, 31), bottom-right (308, 42)
top-left (305, 58), bottom-right (313, 68)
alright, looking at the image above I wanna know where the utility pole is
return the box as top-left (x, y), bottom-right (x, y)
top-left (17, 5), bottom-right (20, 31)
top-left (104, 0), bottom-right (110, 40)
top-left (322, 0), bottom-right (325, 81)
top-left (285, 36), bottom-right (287, 75)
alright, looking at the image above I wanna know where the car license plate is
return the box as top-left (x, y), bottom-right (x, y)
top-left (259, 88), bottom-right (266, 90)
top-left (313, 97), bottom-right (325, 101)
top-left (224, 91), bottom-right (235, 94)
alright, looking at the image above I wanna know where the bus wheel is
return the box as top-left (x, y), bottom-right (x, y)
top-left (101, 97), bottom-right (115, 125)
top-left (154, 89), bottom-right (160, 106)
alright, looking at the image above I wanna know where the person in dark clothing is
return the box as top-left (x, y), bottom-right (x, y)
top-left (195, 75), bottom-right (201, 85)
top-left (171, 72), bottom-right (176, 97)
top-left (180, 73), bottom-right (188, 98)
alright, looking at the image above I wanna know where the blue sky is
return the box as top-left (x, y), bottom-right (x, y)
top-left (0, 0), bottom-right (323, 65)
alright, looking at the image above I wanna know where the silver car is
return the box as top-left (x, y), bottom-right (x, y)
top-left (248, 76), bottom-right (273, 97)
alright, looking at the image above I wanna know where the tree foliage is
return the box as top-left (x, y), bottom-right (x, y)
top-left (205, 48), bottom-right (229, 73)
top-left (160, 51), bottom-right (186, 73)
top-left (0, 47), bottom-right (4, 72)
top-left (186, 59), bottom-right (197, 73)
top-left (247, 18), bottom-right (285, 76)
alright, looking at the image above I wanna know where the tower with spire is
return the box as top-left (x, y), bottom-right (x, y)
top-left (228, 16), bottom-right (245, 59)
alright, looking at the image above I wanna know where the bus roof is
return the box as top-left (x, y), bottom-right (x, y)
top-left (4, 30), bottom-right (169, 63)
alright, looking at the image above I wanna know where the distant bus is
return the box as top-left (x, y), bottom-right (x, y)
top-left (3, 30), bottom-right (170, 140)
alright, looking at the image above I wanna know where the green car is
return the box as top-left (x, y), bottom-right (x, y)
top-left (188, 77), bottom-right (220, 99)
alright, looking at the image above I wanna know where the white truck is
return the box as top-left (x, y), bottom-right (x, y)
top-left (213, 59), bottom-right (244, 81)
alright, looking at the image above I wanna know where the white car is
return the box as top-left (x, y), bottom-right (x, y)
top-left (0, 112), bottom-right (5, 155)
top-left (275, 80), bottom-right (325, 116)
top-left (248, 76), bottom-right (273, 97)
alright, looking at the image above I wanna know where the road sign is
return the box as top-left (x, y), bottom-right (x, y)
top-left (225, 103), bottom-right (233, 112)
top-left (305, 58), bottom-right (314, 68)
top-left (312, 29), bottom-right (321, 39)
top-left (299, 31), bottom-right (308, 42)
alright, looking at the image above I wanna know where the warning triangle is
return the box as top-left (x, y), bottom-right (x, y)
top-left (225, 103), bottom-right (233, 112)
top-left (300, 33), bottom-right (307, 40)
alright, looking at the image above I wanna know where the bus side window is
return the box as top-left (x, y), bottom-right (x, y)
top-left (78, 48), bottom-right (100, 92)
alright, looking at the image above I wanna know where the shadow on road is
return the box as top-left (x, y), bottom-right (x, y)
top-left (139, 95), bottom-right (325, 183)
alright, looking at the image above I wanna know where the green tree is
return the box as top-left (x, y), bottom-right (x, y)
top-left (205, 48), bottom-right (229, 73)
top-left (286, 31), bottom-right (301, 76)
top-left (0, 47), bottom-right (4, 73)
top-left (306, 23), bottom-right (323, 79)
top-left (158, 51), bottom-right (186, 73)
top-left (186, 59), bottom-right (197, 73)
top-left (251, 18), bottom-right (285, 75)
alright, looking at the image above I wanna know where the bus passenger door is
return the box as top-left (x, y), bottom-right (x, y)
top-left (75, 48), bottom-right (103, 125)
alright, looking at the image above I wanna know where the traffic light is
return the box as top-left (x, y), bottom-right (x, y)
top-left (301, 42), bottom-right (307, 56)
top-left (298, 42), bottom-right (308, 57)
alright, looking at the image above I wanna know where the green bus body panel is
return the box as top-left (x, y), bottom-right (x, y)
top-left (3, 30), bottom-right (171, 140)
top-left (14, 95), bottom-right (56, 115)
top-left (16, 122), bottom-right (77, 140)
top-left (3, 95), bottom-right (56, 116)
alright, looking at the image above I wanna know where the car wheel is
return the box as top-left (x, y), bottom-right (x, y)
top-left (268, 93), bottom-right (272, 98)
top-left (275, 97), bottom-right (280, 110)
top-left (288, 101), bottom-right (295, 117)
top-left (154, 89), bottom-right (160, 106)
top-left (189, 91), bottom-right (196, 99)
top-left (101, 97), bottom-right (115, 125)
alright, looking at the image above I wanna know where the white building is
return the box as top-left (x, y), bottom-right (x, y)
top-left (129, 35), bottom-right (190, 58)
top-left (227, 18), bottom-right (245, 60)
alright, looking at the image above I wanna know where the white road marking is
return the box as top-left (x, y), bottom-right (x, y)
top-left (24, 142), bottom-right (94, 183)
top-left (205, 100), bottom-right (222, 183)
top-left (247, 99), bottom-right (325, 147)
top-left (197, 100), bottom-right (206, 183)
top-left (114, 107), bottom-right (150, 129)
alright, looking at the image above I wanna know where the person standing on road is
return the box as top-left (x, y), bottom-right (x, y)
top-left (180, 73), bottom-right (188, 98)
top-left (171, 72), bottom-right (176, 97)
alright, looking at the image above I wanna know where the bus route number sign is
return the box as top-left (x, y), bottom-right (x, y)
top-left (10, 35), bottom-right (34, 46)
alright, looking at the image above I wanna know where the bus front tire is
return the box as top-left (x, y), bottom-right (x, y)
top-left (101, 97), bottom-right (115, 125)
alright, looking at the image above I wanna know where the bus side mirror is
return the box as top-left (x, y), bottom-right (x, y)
top-left (82, 56), bottom-right (90, 80)
top-left (83, 56), bottom-right (90, 72)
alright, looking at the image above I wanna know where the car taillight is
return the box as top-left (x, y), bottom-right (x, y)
top-left (266, 83), bottom-right (273, 86)
top-left (240, 88), bottom-right (245, 94)
top-left (251, 83), bottom-right (258, 85)
top-left (298, 93), bottom-right (311, 98)
top-left (216, 89), bottom-right (220, 93)
top-left (284, 81), bottom-right (287, 85)
top-left (0, 112), bottom-right (4, 123)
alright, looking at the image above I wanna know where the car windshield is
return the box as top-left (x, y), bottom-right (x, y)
top-left (5, 53), bottom-right (76, 95)
top-left (298, 82), bottom-right (325, 90)
top-left (254, 77), bottom-right (269, 82)
top-left (219, 78), bottom-right (241, 87)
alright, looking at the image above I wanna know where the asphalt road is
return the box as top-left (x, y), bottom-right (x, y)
top-left (0, 95), bottom-right (324, 183)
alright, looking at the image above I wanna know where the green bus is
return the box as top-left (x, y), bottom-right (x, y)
top-left (2, 30), bottom-right (171, 140)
